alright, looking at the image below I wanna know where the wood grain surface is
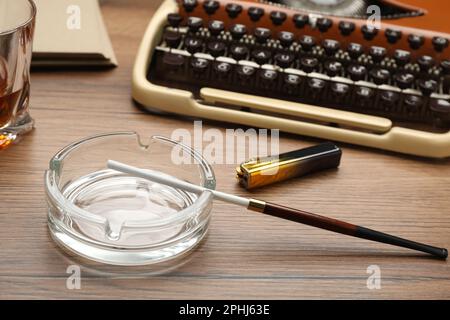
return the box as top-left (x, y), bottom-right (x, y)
top-left (0, 0), bottom-right (449, 300)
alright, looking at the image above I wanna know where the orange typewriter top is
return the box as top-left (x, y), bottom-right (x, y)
top-left (177, 0), bottom-right (450, 59)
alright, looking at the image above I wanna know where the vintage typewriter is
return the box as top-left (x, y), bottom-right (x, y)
top-left (132, 0), bottom-right (450, 158)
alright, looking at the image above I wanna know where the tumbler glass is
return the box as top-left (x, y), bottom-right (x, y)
top-left (0, 0), bottom-right (36, 150)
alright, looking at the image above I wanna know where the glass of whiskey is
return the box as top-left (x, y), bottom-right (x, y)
top-left (0, 0), bottom-right (36, 150)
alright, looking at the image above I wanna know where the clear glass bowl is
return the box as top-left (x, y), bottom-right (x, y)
top-left (45, 133), bottom-right (216, 266)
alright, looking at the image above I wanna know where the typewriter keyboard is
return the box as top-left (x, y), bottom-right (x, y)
top-left (147, 11), bottom-right (450, 130)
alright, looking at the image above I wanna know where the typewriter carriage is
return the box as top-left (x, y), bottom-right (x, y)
top-left (132, 0), bottom-right (450, 158)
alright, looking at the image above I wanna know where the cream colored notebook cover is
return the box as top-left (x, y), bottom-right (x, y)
top-left (32, 0), bottom-right (117, 67)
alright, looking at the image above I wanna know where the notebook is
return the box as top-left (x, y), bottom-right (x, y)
top-left (32, 0), bottom-right (117, 67)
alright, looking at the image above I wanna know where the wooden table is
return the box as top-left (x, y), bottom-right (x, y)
top-left (1, 0), bottom-right (449, 300)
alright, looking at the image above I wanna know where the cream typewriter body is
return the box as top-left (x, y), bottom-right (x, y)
top-left (133, 0), bottom-right (450, 158)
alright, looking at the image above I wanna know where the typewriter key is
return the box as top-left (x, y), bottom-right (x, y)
top-left (275, 53), bottom-right (295, 69)
top-left (394, 50), bottom-right (411, 67)
top-left (442, 60), bottom-right (450, 93)
top-left (208, 20), bottom-right (225, 36)
top-left (322, 39), bottom-right (340, 57)
top-left (191, 57), bottom-right (210, 74)
top-left (183, 0), bottom-right (198, 13)
top-left (317, 18), bottom-right (333, 33)
top-left (163, 52), bottom-right (185, 71)
top-left (237, 65), bottom-right (256, 82)
top-left (355, 86), bottom-right (375, 107)
top-left (279, 31), bottom-right (295, 48)
top-left (432, 37), bottom-right (449, 52)
top-left (308, 78), bottom-right (327, 99)
top-left (431, 99), bottom-right (450, 124)
top-left (213, 61), bottom-right (232, 79)
top-left (203, 1), bottom-right (220, 15)
top-left (431, 99), bottom-right (450, 112)
top-left (185, 38), bottom-right (203, 54)
top-left (293, 14), bottom-right (309, 29)
top-left (380, 90), bottom-right (400, 105)
top-left (324, 60), bottom-right (343, 77)
top-left (230, 45), bottom-right (249, 60)
top-left (370, 68), bottom-right (390, 85)
top-left (369, 46), bottom-right (387, 63)
top-left (404, 94), bottom-right (423, 112)
top-left (299, 35), bottom-right (316, 52)
top-left (385, 28), bottom-right (402, 44)
top-left (259, 69), bottom-right (279, 89)
top-left (164, 31), bottom-right (182, 48)
top-left (226, 3), bottom-right (243, 19)
top-left (230, 24), bottom-right (247, 40)
top-left (418, 55), bottom-right (435, 72)
top-left (339, 21), bottom-right (355, 36)
top-left (347, 43), bottom-right (364, 60)
top-left (418, 79), bottom-right (438, 96)
top-left (347, 64), bottom-right (367, 82)
top-left (248, 7), bottom-right (265, 22)
top-left (252, 49), bottom-right (272, 65)
top-left (441, 60), bottom-right (450, 74)
top-left (331, 82), bottom-right (350, 102)
top-left (270, 11), bottom-right (287, 26)
top-left (395, 72), bottom-right (415, 90)
top-left (284, 73), bottom-right (302, 93)
top-left (254, 28), bottom-right (272, 44)
top-left (300, 57), bottom-right (319, 73)
top-left (207, 41), bottom-right (226, 57)
top-left (408, 34), bottom-right (424, 50)
top-left (167, 14), bottom-right (183, 28)
top-left (380, 90), bottom-right (400, 110)
top-left (187, 17), bottom-right (203, 33)
top-left (361, 25), bottom-right (378, 41)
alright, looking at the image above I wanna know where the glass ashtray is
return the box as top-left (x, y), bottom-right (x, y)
top-left (45, 133), bottom-right (216, 266)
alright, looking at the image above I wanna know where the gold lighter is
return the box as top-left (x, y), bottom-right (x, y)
top-left (236, 142), bottom-right (342, 190)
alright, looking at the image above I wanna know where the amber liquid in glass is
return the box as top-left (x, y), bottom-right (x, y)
top-left (0, 90), bottom-right (21, 128)
top-left (1, 55), bottom-right (22, 147)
